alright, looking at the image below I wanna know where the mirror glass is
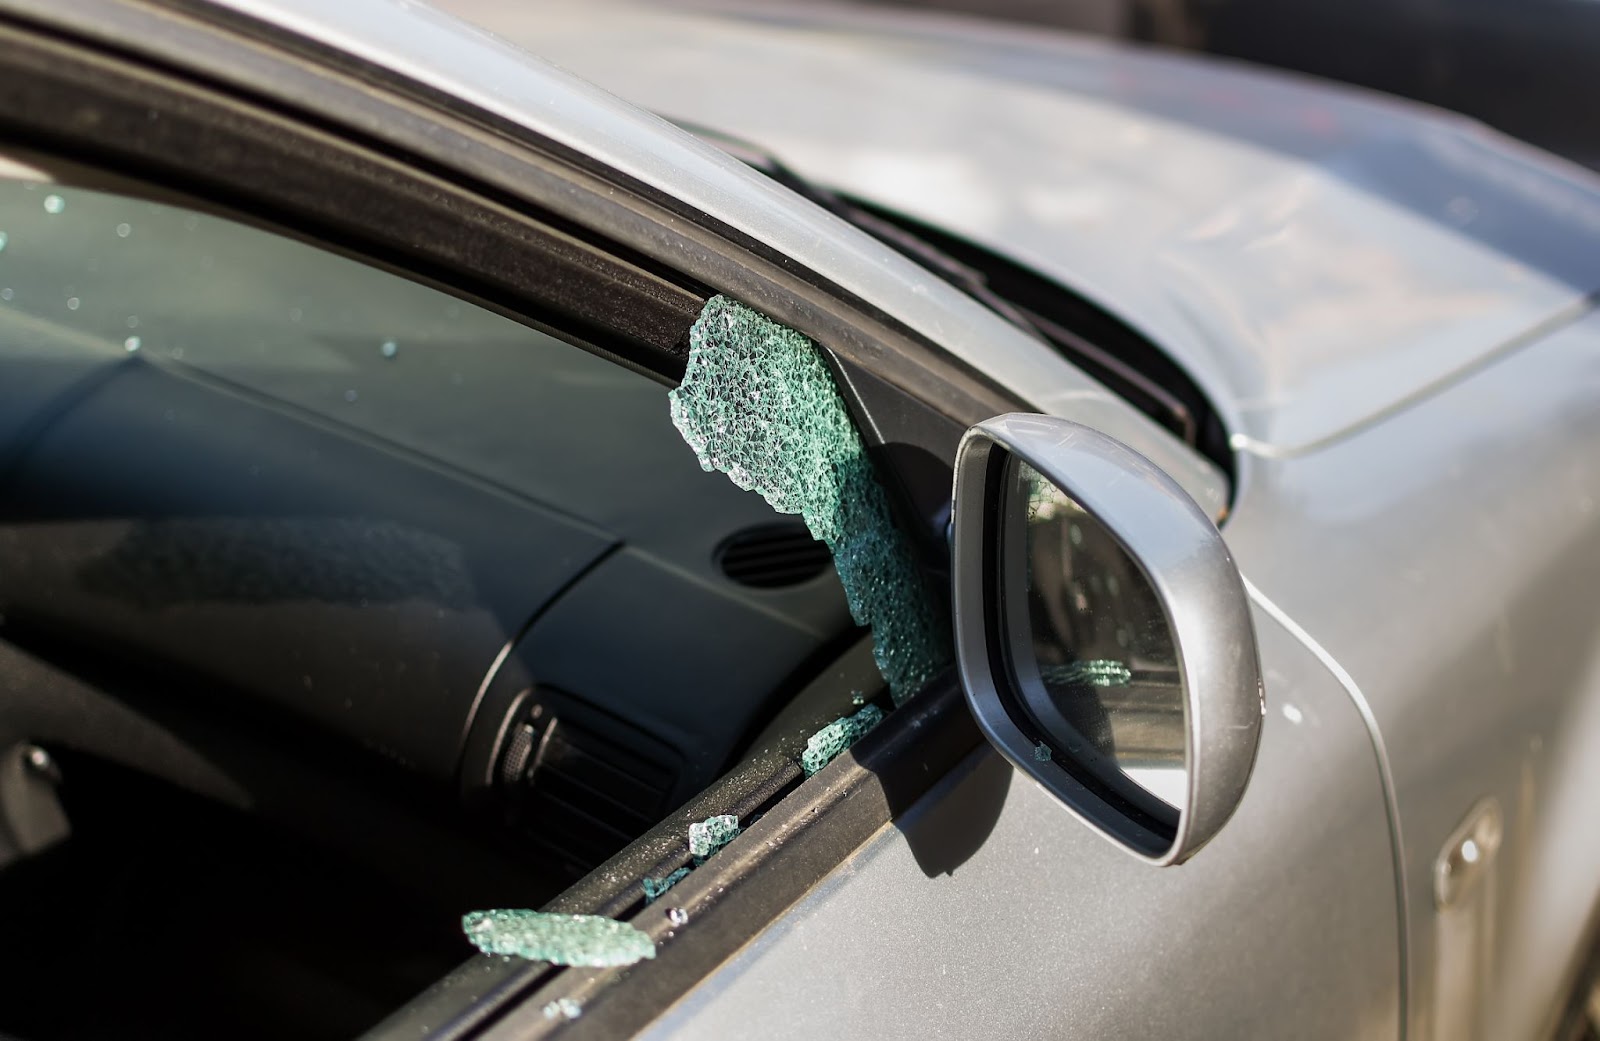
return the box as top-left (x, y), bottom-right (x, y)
top-left (1002, 457), bottom-right (1187, 818)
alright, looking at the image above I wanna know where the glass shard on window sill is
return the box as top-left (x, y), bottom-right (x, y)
top-left (642, 866), bottom-right (691, 903)
top-left (460, 910), bottom-right (655, 967)
top-left (801, 703), bottom-right (884, 776)
top-left (688, 813), bottom-right (741, 864)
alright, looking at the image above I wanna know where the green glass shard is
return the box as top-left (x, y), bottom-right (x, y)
top-left (1044, 659), bottom-right (1132, 688)
top-left (688, 813), bottom-right (741, 863)
top-left (801, 703), bottom-right (885, 776)
top-left (1032, 741), bottom-right (1052, 762)
top-left (669, 296), bottom-right (951, 705)
top-left (460, 910), bottom-right (655, 967)
top-left (642, 867), bottom-right (691, 904)
top-left (543, 998), bottom-right (583, 1021)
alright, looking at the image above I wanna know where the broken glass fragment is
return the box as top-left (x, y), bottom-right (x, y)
top-left (688, 813), bottom-right (741, 864)
top-left (460, 910), bottom-right (655, 966)
top-left (1032, 741), bottom-right (1052, 762)
top-left (668, 296), bottom-right (951, 705)
top-left (543, 998), bottom-right (583, 1021)
top-left (641, 867), bottom-right (691, 904)
top-left (800, 703), bottom-right (884, 776)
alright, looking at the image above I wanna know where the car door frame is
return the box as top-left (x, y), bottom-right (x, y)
top-left (0, 2), bottom-right (1247, 1037)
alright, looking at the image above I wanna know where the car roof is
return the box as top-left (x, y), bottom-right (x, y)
top-left (191, 0), bottom-right (1124, 405)
top-left (451, 0), bottom-right (1600, 457)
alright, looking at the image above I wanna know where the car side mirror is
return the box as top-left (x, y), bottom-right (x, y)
top-left (952, 414), bottom-right (1263, 865)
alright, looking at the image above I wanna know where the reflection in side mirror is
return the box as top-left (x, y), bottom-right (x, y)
top-left (952, 414), bottom-right (1263, 865)
top-left (1009, 459), bottom-right (1188, 823)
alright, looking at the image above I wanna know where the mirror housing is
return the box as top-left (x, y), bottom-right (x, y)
top-left (952, 414), bottom-right (1263, 865)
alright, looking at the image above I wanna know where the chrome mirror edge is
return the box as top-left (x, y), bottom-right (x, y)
top-left (951, 413), bottom-right (1264, 865)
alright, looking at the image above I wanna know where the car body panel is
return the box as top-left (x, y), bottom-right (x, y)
top-left (1227, 308), bottom-right (1600, 1040)
top-left (634, 607), bottom-right (1400, 1040)
top-left (401, 11), bottom-right (1600, 1031)
top-left (455, 0), bottom-right (1600, 455)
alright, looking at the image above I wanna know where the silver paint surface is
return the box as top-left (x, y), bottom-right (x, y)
top-left (410, 7), bottom-right (1600, 1034)
top-left (1227, 308), bottom-right (1600, 1040)
top-left (640, 606), bottom-right (1399, 1040)
top-left (445, 12), bottom-right (1598, 1035)
top-left (449, 0), bottom-right (1600, 456)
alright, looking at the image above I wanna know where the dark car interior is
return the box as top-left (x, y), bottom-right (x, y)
top-left (0, 173), bottom-right (860, 1040)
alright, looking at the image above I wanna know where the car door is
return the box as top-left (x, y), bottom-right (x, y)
top-left (0, 2), bottom-right (1403, 1038)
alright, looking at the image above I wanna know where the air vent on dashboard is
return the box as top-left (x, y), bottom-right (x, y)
top-left (716, 523), bottom-right (832, 589)
top-left (498, 691), bottom-right (681, 879)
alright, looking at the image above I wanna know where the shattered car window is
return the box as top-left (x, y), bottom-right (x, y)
top-left (670, 295), bottom-right (951, 704)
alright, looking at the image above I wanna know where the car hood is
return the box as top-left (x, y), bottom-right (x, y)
top-left (440, 0), bottom-right (1600, 456)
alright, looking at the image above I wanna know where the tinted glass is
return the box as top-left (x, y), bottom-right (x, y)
top-left (1005, 457), bottom-right (1187, 811)
top-left (0, 161), bottom-right (852, 1039)
top-left (0, 170), bottom-right (851, 783)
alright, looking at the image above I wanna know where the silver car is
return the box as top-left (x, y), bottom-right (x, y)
top-left (0, 1), bottom-right (1595, 1040)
